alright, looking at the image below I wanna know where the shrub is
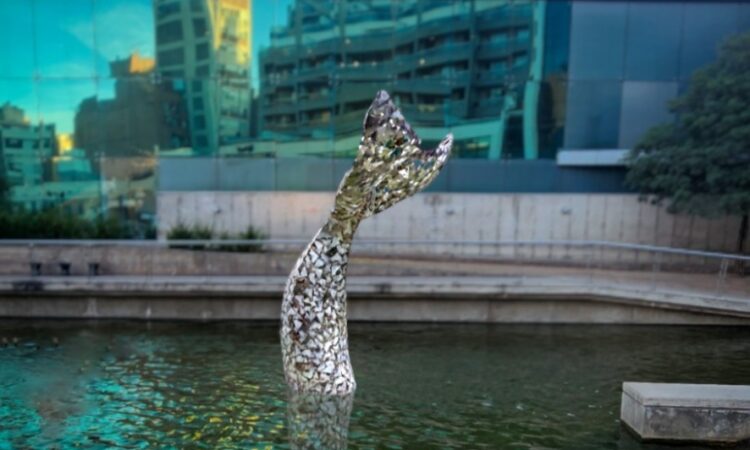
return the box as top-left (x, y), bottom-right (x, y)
top-left (0, 208), bottom-right (140, 239)
top-left (166, 223), bottom-right (213, 249)
top-left (231, 225), bottom-right (266, 253)
top-left (166, 223), bottom-right (266, 252)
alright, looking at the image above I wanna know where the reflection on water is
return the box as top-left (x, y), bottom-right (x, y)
top-left (1, 321), bottom-right (750, 449)
top-left (287, 391), bottom-right (353, 450)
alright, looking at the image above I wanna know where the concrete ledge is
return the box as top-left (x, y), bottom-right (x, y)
top-left (1, 276), bottom-right (750, 323)
top-left (621, 382), bottom-right (750, 444)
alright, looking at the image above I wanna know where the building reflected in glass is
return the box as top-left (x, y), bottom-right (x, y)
top-left (258, 0), bottom-right (556, 160)
top-left (155, 0), bottom-right (252, 154)
top-left (0, 0), bottom-right (749, 231)
top-left (75, 52), bottom-right (190, 158)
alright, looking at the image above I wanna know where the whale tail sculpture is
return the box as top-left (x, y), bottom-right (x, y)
top-left (281, 90), bottom-right (452, 396)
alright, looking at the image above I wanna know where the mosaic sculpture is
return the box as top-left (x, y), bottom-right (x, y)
top-left (281, 90), bottom-right (452, 395)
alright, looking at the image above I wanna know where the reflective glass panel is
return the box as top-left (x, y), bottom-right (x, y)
top-left (618, 81), bottom-right (678, 149)
top-left (680, 3), bottom-right (742, 79)
top-left (9, 0), bottom-right (750, 204)
top-left (624, 2), bottom-right (683, 81)
top-left (542, 1), bottom-right (571, 79)
top-left (741, 3), bottom-right (750, 30)
top-left (564, 81), bottom-right (622, 149)
top-left (568, 1), bottom-right (627, 81)
top-left (0, 2), bottom-right (35, 77)
top-left (100, 156), bottom-right (156, 234)
top-left (537, 79), bottom-right (567, 159)
top-left (93, 0), bottom-right (155, 79)
top-left (33, 0), bottom-right (97, 78)
top-left (0, 79), bottom-right (43, 203)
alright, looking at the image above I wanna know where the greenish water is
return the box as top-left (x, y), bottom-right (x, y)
top-left (1, 321), bottom-right (749, 449)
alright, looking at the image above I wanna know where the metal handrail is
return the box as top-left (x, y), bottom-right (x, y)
top-left (1, 239), bottom-right (749, 262)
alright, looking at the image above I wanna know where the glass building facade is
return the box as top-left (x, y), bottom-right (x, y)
top-left (0, 0), bottom-right (748, 231)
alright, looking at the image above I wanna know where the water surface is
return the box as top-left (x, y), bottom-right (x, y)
top-left (1, 321), bottom-right (749, 449)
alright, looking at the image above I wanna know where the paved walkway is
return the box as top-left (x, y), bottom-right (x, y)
top-left (1, 246), bottom-right (749, 321)
top-left (352, 256), bottom-right (750, 300)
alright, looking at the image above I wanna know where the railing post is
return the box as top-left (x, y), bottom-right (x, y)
top-left (28, 242), bottom-right (34, 276)
top-left (85, 241), bottom-right (91, 278)
top-left (586, 242), bottom-right (594, 285)
top-left (715, 258), bottom-right (729, 296)
top-left (650, 252), bottom-right (662, 291)
top-left (149, 241), bottom-right (156, 280)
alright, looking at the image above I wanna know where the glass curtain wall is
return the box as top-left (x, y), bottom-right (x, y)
top-left (0, 0), bottom-right (749, 233)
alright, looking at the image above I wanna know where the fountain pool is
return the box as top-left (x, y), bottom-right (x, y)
top-left (1, 320), bottom-right (748, 449)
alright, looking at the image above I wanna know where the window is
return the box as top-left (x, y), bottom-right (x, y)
top-left (193, 18), bottom-right (207, 37)
top-left (157, 2), bottom-right (180, 19)
top-left (4, 138), bottom-right (22, 148)
top-left (196, 43), bottom-right (209, 60)
top-left (454, 137), bottom-right (490, 159)
top-left (158, 48), bottom-right (184, 66)
top-left (193, 98), bottom-right (204, 111)
top-left (161, 70), bottom-right (182, 78)
top-left (504, 116), bottom-right (524, 159)
top-left (193, 115), bottom-right (206, 130)
top-left (195, 65), bottom-right (210, 77)
top-left (172, 79), bottom-right (186, 91)
top-left (157, 21), bottom-right (183, 44)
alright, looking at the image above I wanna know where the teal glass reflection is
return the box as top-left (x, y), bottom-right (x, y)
top-left (0, 2), bottom-right (35, 78)
top-left (617, 81), bottom-right (678, 149)
top-left (624, 2), bottom-right (683, 81)
top-left (2, 0), bottom-right (750, 204)
top-left (33, 0), bottom-right (97, 79)
top-left (100, 156), bottom-right (157, 231)
top-left (93, 0), bottom-right (154, 79)
top-left (568, 1), bottom-right (627, 81)
top-left (564, 81), bottom-right (622, 149)
top-left (680, 2), bottom-right (744, 79)
top-left (257, 0), bottom-right (540, 162)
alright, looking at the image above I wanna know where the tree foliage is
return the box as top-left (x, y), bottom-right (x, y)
top-left (625, 32), bottom-right (750, 219)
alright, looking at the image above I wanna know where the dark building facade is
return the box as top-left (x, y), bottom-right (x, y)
top-left (153, 0), bottom-right (252, 154)
top-left (74, 53), bottom-right (190, 159)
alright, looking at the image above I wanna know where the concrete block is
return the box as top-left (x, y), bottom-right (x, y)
top-left (621, 382), bottom-right (750, 445)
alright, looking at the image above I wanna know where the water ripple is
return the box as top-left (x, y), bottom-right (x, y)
top-left (0, 321), bottom-right (748, 449)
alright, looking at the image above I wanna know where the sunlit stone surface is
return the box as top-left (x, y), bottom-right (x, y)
top-left (280, 90), bottom-right (452, 396)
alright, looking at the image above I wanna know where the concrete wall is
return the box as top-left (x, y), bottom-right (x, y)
top-left (157, 191), bottom-right (744, 254)
top-left (2, 295), bottom-right (749, 325)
